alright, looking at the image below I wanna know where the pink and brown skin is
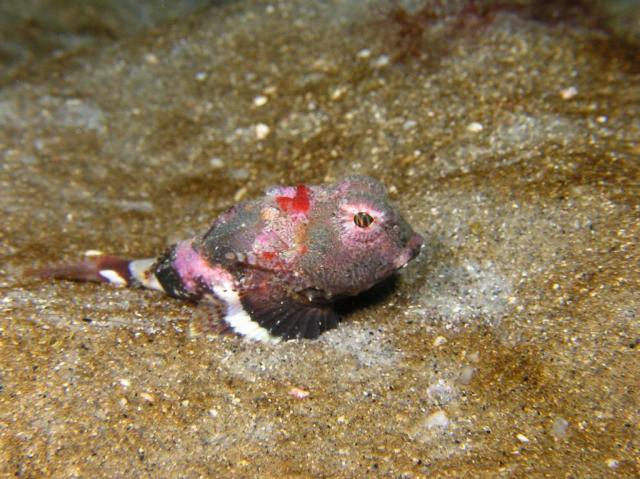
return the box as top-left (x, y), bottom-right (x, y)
top-left (30, 176), bottom-right (423, 343)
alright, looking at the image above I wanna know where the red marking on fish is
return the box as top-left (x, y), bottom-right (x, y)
top-left (261, 251), bottom-right (276, 260)
top-left (276, 185), bottom-right (310, 214)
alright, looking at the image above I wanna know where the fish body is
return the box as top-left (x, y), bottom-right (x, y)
top-left (32, 176), bottom-right (423, 342)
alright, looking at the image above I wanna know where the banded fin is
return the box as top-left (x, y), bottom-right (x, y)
top-left (27, 253), bottom-right (165, 292)
top-left (214, 284), bottom-right (280, 343)
top-left (240, 283), bottom-right (340, 340)
top-left (26, 253), bottom-right (133, 285)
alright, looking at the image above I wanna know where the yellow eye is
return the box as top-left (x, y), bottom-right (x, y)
top-left (353, 211), bottom-right (374, 228)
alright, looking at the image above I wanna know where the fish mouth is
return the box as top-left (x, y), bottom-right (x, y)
top-left (394, 232), bottom-right (424, 269)
top-left (335, 232), bottom-right (423, 298)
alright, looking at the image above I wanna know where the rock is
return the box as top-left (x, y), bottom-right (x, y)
top-left (425, 410), bottom-right (449, 430)
top-left (458, 365), bottom-right (475, 385)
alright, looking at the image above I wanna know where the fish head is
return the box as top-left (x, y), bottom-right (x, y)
top-left (298, 176), bottom-right (423, 298)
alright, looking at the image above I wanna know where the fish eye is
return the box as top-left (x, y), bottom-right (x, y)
top-left (353, 211), bottom-right (374, 228)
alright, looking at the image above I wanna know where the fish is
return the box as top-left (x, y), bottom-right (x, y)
top-left (28, 175), bottom-right (423, 342)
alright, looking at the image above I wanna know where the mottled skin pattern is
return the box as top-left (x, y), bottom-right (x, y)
top-left (31, 176), bottom-right (423, 342)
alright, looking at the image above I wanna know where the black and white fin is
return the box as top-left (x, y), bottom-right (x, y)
top-left (210, 283), bottom-right (282, 343)
top-left (239, 286), bottom-right (340, 341)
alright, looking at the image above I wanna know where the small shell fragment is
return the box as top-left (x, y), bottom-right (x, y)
top-left (466, 121), bottom-right (483, 133)
top-left (433, 336), bottom-right (447, 347)
top-left (288, 387), bottom-right (310, 399)
top-left (560, 86), bottom-right (578, 100)
top-left (255, 123), bottom-right (270, 140)
top-left (140, 392), bottom-right (155, 403)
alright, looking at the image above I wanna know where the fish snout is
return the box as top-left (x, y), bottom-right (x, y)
top-left (393, 231), bottom-right (424, 269)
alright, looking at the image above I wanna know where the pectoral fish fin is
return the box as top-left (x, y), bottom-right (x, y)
top-left (239, 283), bottom-right (340, 340)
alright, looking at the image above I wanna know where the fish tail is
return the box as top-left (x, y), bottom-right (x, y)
top-left (26, 252), bottom-right (164, 291)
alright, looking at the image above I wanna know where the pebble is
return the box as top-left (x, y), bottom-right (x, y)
top-left (116, 199), bottom-right (154, 213)
top-left (550, 417), bottom-right (569, 439)
top-left (459, 366), bottom-right (475, 385)
top-left (467, 351), bottom-right (480, 363)
top-left (209, 157), bottom-right (224, 168)
top-left (253, 95), bottom-right (268, 107)
top-left (516, 433), bottom-right (529, 443)
top-left (372, 55), bottom-right (389, 68)
top-left (425, 410), bottom-right (449, 429)
top-left (330, 86), bottom-right (347, 101)
top-left (118, 378), bottom-right (130, 388)
top-left (606, 459), bottom-right (619, 469)
top-left (233, 186), bottom-right (248, 202)
top-left (467, 121), bottom-right (484, 133)
top-left (144, 53), bottom-right (159, 64)
top-left (255, 123), bottom-right (270, 140)
top-left (140, 392), bottom-right (154, 403)
top-left (288, 387), bottom-right (310, 399)
top-left (560, 86), bottom-right (578, 100)
top-left (433, 336), bottom-right (447, 347)
top-left (229, 168), bottom-right (249, 180)
top-left (427, 380), bottom-right (455, 405)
